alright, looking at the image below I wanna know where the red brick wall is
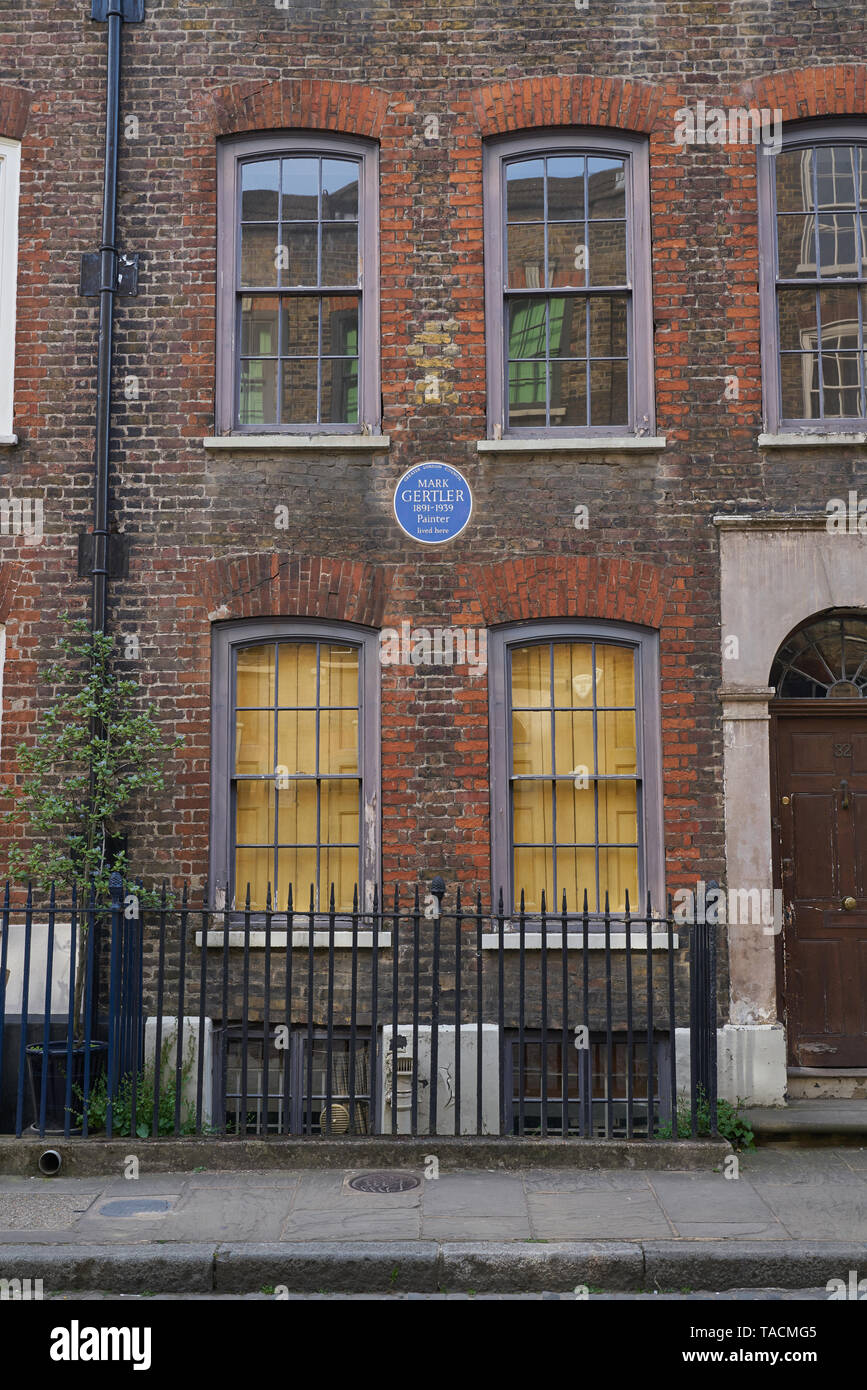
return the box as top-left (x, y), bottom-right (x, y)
top-left (0, 4), bottom-right (865, 930)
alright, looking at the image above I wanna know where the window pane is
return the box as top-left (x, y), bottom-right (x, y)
top-left (597, 710), bottom-right (637, 775)
top-left (599, 847), bottom-right (638, 912)
top-left (554, 711), bottom-right (594, 775)
top-left (596, 645), bottom-right (635, 706)
top-left (320, 644), bottom-right (359, 706)
top-left (558, 298), bottom-right (586, 356)
top-left (780, 353), bottom-right (816, 418)
top-left (282, 297), bottom-right (320, 355)
top-left (235, 709), bottom-right (274, 774)
top-left (321, 359), bottom-right (359, 424)
top-left (776, 148), bottom-right (813, 213)
top-left (239, 359), bottom-right (277, 425)
top-left (281, 157), bottom-right (318, 220)
top-left (555, 848), bottom-right (596, 912)
top-left (234, 847), bottom-right (272, 910)
top-left (552, 642), bottom-right (593, 706)
top-left (237, 644), bottom-right (275, 707)
top-left (322, 223), bottom-right (358, 285)
top-left (508, 360), bottom-right (547, 423)
top-left (817, 211), bottom-right (859, 275)
top-left (514, 846), bottom-right (553, 913)
top-left (598, 780), bottom-right (638, 843)
top-left (508, 224), bottom-right (545, 288)
top-left (819, 285), bottom-right (860, 341)
top-left (776, 214), bottom-right (814, 278)
top-left (321, 296), bottom-right (359, 354)
top-left (322, 159), bottom-right (359, 220)
top-left (320, 709), bottom-right (359, 775)
top-left (547, 156), bottom-right (583, 219)
top-left (513, 781), bottom-right (553, 844)
top-left (277, 709), bottom-right (316, 774)
top-left (778, 288), bottom-right (817, 351)
top-left (821, 351), bottom-right (861, 415)
top-left (511, 644), bottom-right (550, 706)
top-left (550, 359), bottom-right (587, 426)
top-left (587, 157), bottom-right (625, 220)
top-left (589, 296), bottom-right (627, 359)
top-left (589, 359), bottom-right (628, 426)
top-left (283, 224), bottom-right (318, 285)
top-left (277, 642), bottom-right (317, 706)
top-left (319, 847), bottom-right (359, 912)
top-left (508, 298), bottom-right (547, 358)
top-left (241, 223), bottom-right (279, 286)
top-left (277, 847), bottom-right (317, 906)
top-left (815, 146), bottom-right (857, 209)
top-left (236, 779), bottom-right (275, 845)
top-left (512, 710), bottom-right (551, 775)
top-left (555, 781), bottom-right (595, 843)
top-left (277, 780), bottom-right (317, 844)
top-left (587, 222), bottom-right (626, 284)
top-left (321, 779), bottom-right (360, 844)
top-left (281, 358), bottom-right (318, 423)
top-left (241, 160), bottom-right (279, 221)
top-left (548, 223), bottom-right (585, 287)
top-left (241, 297), bottom-right (279, 357)
top-left (506, 158), bottom-right (544, 222)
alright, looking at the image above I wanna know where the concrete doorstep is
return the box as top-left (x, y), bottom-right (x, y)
top-left (0, 1239), bottom-right (861, 1294)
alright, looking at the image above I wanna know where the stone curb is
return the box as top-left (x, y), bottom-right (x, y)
top-left (0, 1239), bottom-right (857, 1293)
top-left (0, 1243), bottom-right (215, 1294)
top-left (643, 1241), bottom-right (862, 1291)
top-left (0, 1136), bottom-right (730, 1177)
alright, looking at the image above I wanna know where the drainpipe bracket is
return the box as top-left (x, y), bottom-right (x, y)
top-left (80, 251), bottom-right (140, 298)
top-left (91, 0), bottom-right (145, 20)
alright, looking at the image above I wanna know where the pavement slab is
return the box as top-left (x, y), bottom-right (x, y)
top-left (0, 1150), bottom-right (864, 1293)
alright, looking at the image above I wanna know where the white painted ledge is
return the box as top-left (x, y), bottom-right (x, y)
top-left (477, 435), bottom-right (666, 453)
top-left (0, 435), bottom-right (18, 447)
top-left (481, 932), bottom-right (678, 950)
top-left (202, 434), bottom-right (390, 452)
top-left (196, 930), bottom-right (391, 949)
top-left (758, 431), bottom-right (867, 448)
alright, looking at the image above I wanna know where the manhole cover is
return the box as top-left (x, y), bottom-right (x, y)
top-left (348, 1171), bottom-right (421, 1194)
top-left (99, 1198), bottom-right (172, 1217)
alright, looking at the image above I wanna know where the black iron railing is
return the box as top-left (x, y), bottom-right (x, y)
top-left (0, 874), bottom-right (717, 1141)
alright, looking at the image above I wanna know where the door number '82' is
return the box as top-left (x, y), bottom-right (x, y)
top-left (834, 743), bottom-right (852, 758)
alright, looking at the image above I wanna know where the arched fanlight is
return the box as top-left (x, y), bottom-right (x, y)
top-left (770, 612), bottom-right (867, 699)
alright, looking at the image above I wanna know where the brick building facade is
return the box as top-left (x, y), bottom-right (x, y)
top-left (1, 0), bottom-right (867, 1111)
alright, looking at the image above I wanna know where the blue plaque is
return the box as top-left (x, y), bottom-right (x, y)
top-left (393, 463), bottom-right (473, 545)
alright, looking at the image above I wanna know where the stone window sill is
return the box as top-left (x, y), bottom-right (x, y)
top-left (758, 431), bottom-right (867, 448)
top-left (202, 434), bottom-right (390, 453)
top-left (196, 930), bottom-right (392, 949)
top-left (0, 434), bottom-right (18, 447)
top-left (480, 931), bottom-right (678, 950)
top-left (477, 435), bottom-right (666, 454)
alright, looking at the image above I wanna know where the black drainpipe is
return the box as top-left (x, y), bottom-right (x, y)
top-left (82, 0), bottom-right (143, 636)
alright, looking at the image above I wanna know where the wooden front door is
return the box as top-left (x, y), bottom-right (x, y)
top-left (772, 707), bottom-right (867, 1067)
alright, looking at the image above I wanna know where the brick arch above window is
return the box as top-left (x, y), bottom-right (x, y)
top-left (198, 79), bottom-right (392, 142)
top-left (464, 557), bottom-right (678, 631)
top-left (195, 553), bottom-right (395, 627)
top-left (0, 85), bottom-right (31, 142)
top-left (469, 76), bottom-right (666, 139)
top-left (738, 65), bottom-right (867, 124)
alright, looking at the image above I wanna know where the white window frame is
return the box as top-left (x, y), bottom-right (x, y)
top-left (0, 137), bottom-right (20, 443)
